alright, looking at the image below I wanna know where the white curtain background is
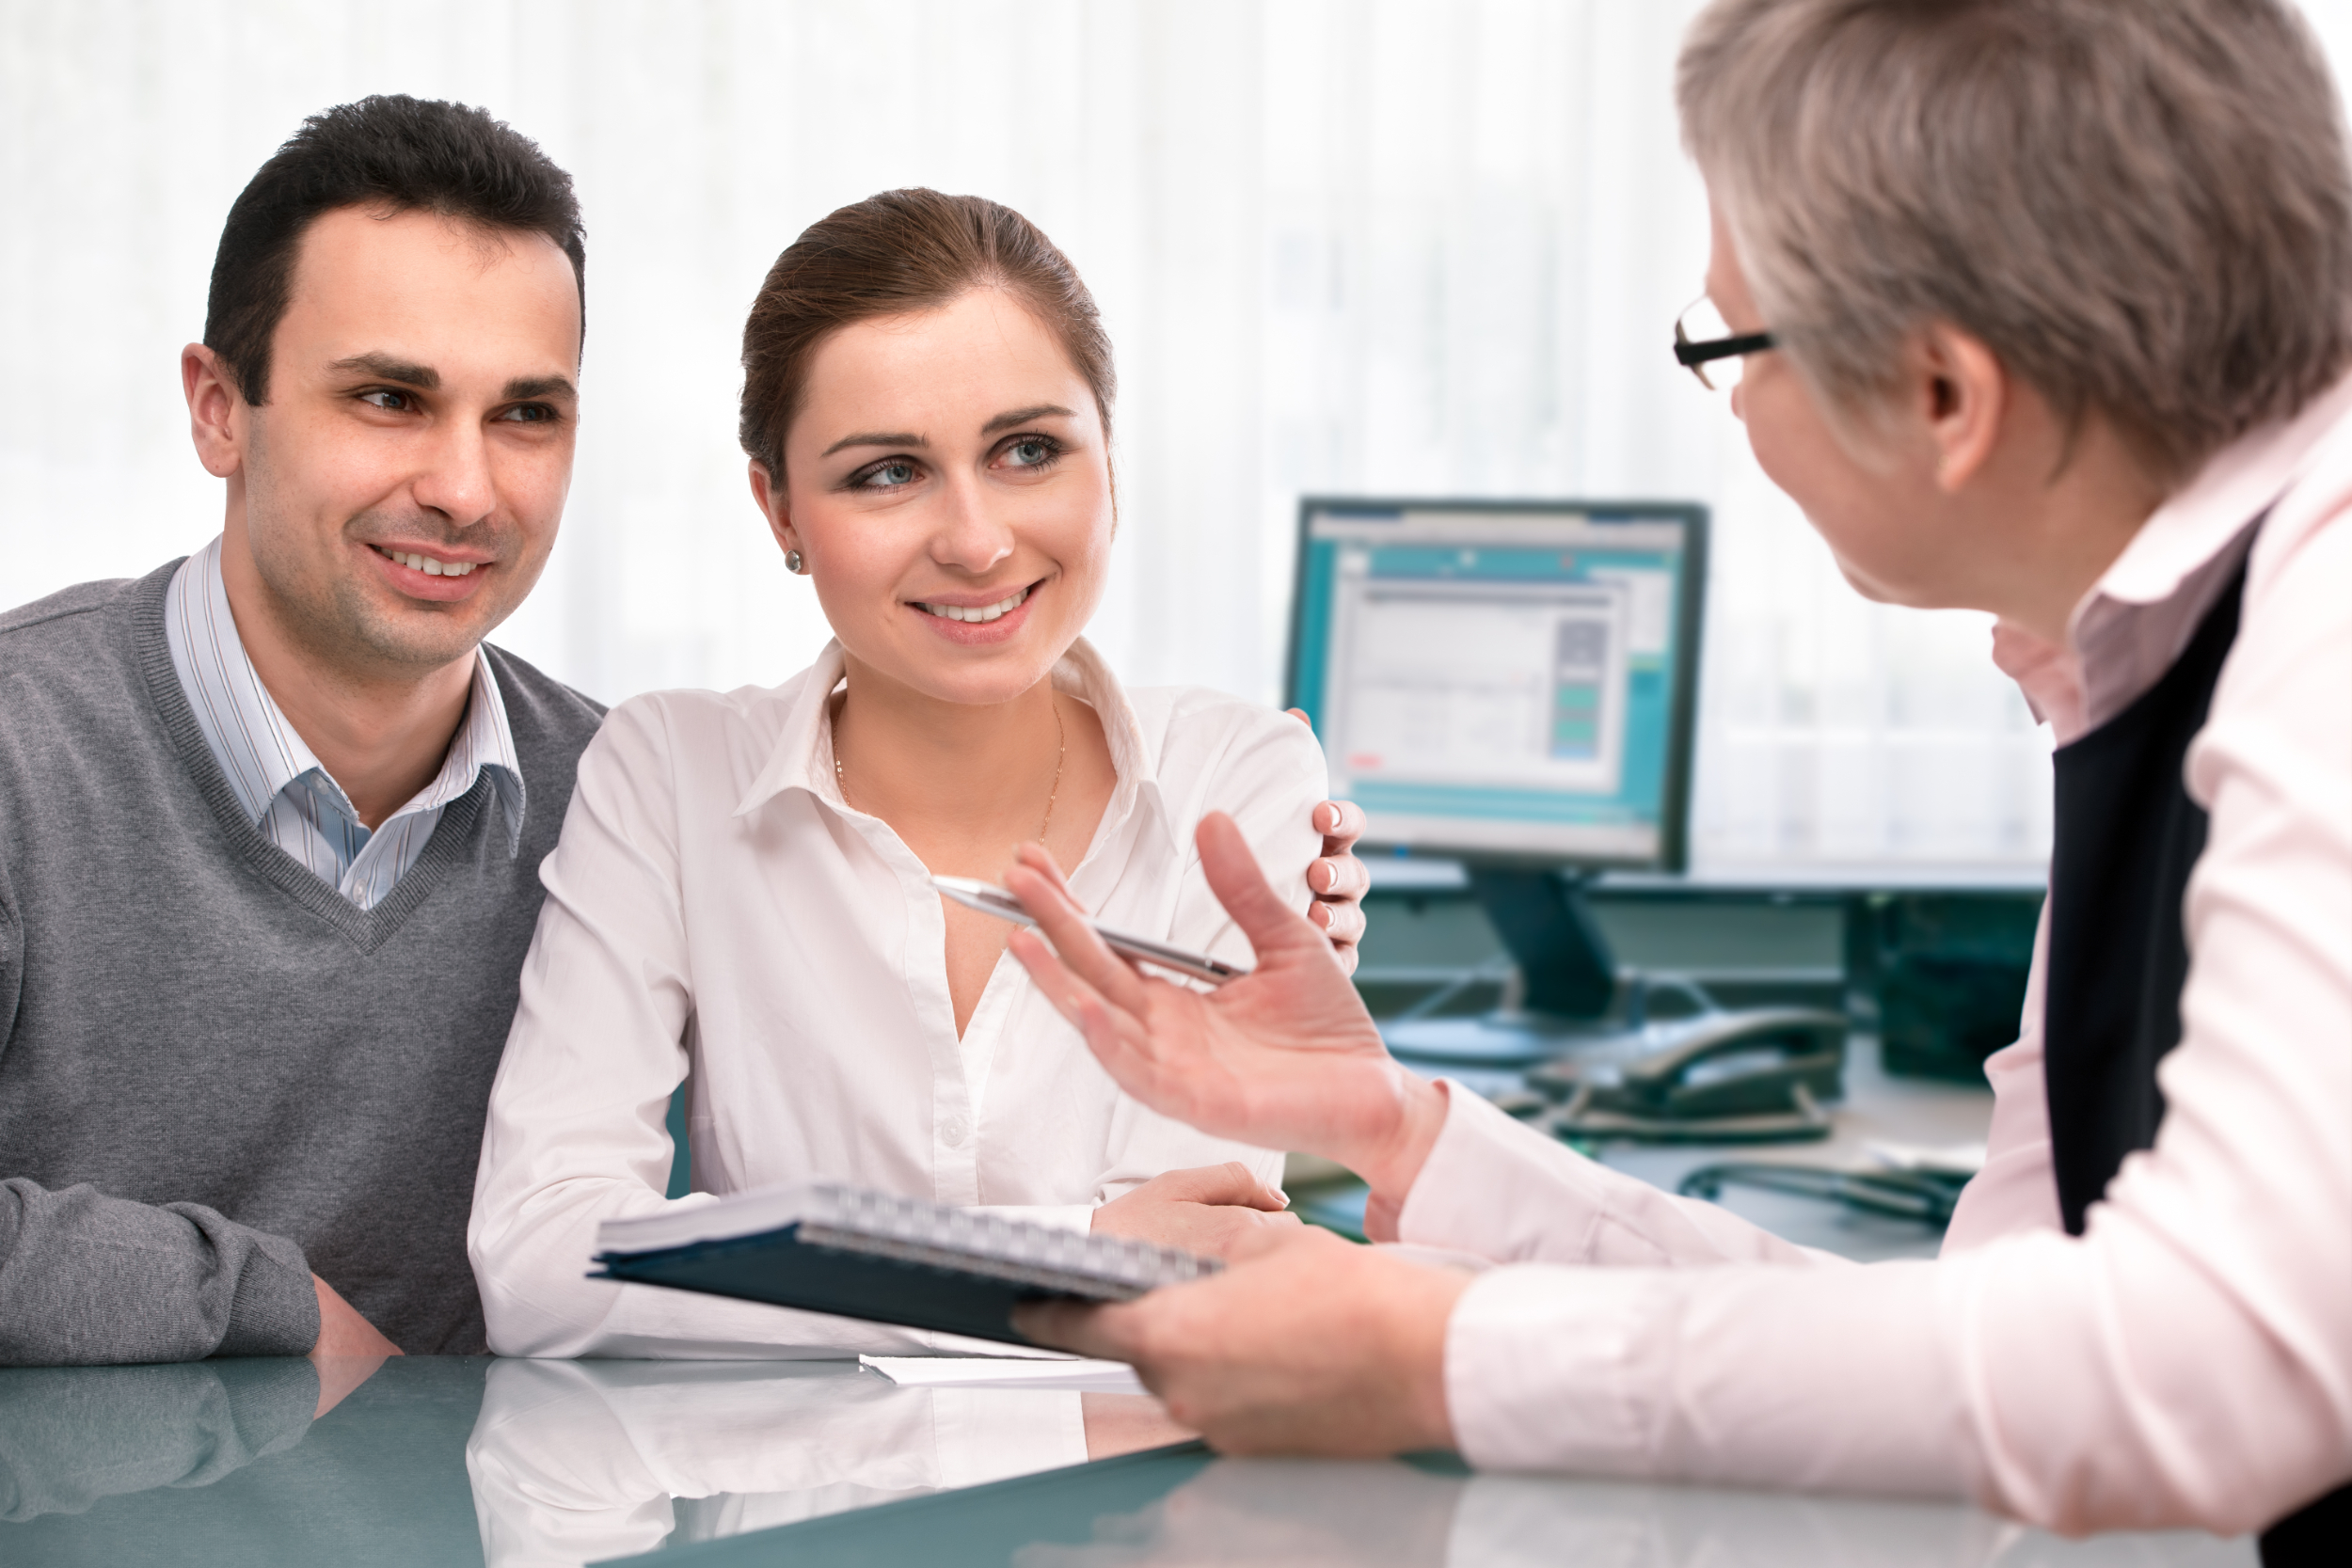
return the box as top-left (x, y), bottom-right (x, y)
top-left (7, 0), bottom-right (2350, 871)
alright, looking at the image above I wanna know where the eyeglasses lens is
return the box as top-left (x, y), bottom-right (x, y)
top-left (1677, 297), bottom-right (1746, 391)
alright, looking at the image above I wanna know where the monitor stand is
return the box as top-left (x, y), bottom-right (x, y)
top-left (1378, 867), bottom-right (1651, 1069)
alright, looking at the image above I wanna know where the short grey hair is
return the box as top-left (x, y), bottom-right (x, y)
top-left (1678, 0), bottom-right (2352, 484)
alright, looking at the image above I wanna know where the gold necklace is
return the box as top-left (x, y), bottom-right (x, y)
top-left (834, 696), bottom-right (1068, 844)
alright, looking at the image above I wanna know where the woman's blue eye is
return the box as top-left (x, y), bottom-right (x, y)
top-left (1005, 437), bottom-right (1056, 467)
top-left (848, 459), bottom-right (919, 490)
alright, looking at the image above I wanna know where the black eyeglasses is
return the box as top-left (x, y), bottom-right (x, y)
top-left (1674, 297), bottom-right (1775, 391)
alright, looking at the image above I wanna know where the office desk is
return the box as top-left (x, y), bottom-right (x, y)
top-left (1290, 1038), bottom-right (1999, 1263)
top-left (1, 1354), bottom-right (2252, 1565)
top-left (1340, 868), bottom-right (2029, 1261)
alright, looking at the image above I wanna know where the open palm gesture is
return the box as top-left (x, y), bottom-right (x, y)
top-left (1004, 814), bottom-right (1447, 1205)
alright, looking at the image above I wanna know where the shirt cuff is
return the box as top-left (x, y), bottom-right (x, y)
top-left (1445, 1264), bottom-right (1671, 1471)
top-left (1395, 1084), bottom-right (1611, 1264)
top-left (1397, 1082), bottom-right (1837, 1271)
top-left (1442, 1257), bottom-right (1968, 1493)
top-left (930, 1386), bottom-right (1089, 1487)
top-left (982, 1204), bottom-right (1097, 1235)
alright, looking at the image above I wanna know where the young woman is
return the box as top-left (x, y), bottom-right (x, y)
top-left (468, 190), bottom-right (1360, 1358)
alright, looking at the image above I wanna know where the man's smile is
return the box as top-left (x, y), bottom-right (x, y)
top-left (363, 540), bottom-right (497, 601)
top-left (368, 543), bottom-right (484, 578)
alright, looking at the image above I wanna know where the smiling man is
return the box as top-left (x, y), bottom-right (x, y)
top-left (0, 97), bottom-right (606, 1365)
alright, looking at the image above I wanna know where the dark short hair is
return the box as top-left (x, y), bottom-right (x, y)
top-left (739, 188), bottom-right (1115, 483)
top-left (203, 94), bottom-right (587, 406)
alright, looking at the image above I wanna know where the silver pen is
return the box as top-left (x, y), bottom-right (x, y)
top-left (931, 875), bottom-right (1248, 987)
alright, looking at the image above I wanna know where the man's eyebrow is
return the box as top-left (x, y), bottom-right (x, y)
top-left (981, 404), bottom-right (1076, 436)
top-left (821, 431), bottom-right (927, 458)
top-left (326, 354), bottom-right (439, 388)
top-left (502, 374), bottom-right (578, 402)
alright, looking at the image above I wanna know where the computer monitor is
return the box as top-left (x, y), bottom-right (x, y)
top-left (1288, 498), bottom-right (1706, 866)
top-left (1286, 498), bottom-right (1709, 1055)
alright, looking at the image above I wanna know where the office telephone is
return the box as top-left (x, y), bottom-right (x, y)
top-left (1526, 1006), bottom-right (1849, 1143)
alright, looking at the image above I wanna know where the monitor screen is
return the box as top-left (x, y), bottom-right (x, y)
top-left (1286, 499), bottom-right (1707, 870)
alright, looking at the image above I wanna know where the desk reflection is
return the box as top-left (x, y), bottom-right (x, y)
top-left (0, 1357), bottom-right (2254, 1568)
top-left (0, 1360), bottom-right (320, 1522)
top-left (1015, 1465), bottom-right (2249, 1568)
top-left (0, 1356), bottom-right (485, 1567)
top-left (465, 1358), bottom-right (1185, 1566)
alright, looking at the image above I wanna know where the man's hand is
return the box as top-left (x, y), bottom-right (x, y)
top-left (1287, 710), bottom-right (1370, 977)
top-left (310, 1273), bottom-right (399, 1417)
top-left (1005, 815), bottom-right (1447, 1216)
top-left (1019, 1227), bottom-right (1468, 1458)
top-left (311, 1273), bottom-right (401, 1357)
top-left (1090, 1163), bottom-right (1300, 1258)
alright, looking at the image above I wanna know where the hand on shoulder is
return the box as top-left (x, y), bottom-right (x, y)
top-left (1285, 708), bottom-right (1370, 974)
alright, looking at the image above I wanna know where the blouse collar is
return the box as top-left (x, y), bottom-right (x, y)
top-left (732, 637), bottom-right (1179, 861)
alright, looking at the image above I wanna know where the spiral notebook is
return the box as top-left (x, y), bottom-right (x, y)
top-left (591, 1180), bottom-right (1220, 1347)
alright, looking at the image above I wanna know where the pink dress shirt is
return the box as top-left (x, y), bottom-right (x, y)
top-left (1400, 375), bottom-right (2352, 1534)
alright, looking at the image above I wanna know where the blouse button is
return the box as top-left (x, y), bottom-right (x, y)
top-left (940, 1116), bottom-right (969, 1147)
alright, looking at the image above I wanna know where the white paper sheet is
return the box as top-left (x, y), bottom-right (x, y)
top-left (859, 1354), bottom-right (1148, 1396)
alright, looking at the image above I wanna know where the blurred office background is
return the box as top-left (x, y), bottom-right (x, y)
top-left (7, 0), bottom-right (2351, 874)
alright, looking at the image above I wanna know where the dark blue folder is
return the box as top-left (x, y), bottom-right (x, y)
top-left (591, 1182), bottom-right (1218, 1347)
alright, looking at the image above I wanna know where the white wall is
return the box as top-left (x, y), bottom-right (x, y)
top-left (7, 1), bottom-right (2350, 869)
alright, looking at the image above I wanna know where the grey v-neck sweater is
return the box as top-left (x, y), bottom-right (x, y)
top-left (0, 562), bottom-right (604, 1361)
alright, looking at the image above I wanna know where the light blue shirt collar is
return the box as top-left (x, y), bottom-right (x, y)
top-left (163, 537), bottom-right (527, 882)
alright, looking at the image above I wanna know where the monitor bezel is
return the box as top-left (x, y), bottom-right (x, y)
top-left (1284, 495), bottom-right (1709, 875)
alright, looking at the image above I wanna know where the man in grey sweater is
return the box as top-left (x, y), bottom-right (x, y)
top-left (0, 96), bottom-right (604, 1364)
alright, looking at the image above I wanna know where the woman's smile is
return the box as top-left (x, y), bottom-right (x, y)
top-left (907, 577), bottom-right (1045, 644)
top-left (914, 581), bottom-right (1033, 623)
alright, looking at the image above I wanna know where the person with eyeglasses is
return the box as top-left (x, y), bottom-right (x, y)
top-left (991, 0), bottom-right (2352, 1559)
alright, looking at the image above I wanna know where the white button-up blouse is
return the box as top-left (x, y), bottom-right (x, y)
top-left (469, 640), bottom-right (1325, 1358)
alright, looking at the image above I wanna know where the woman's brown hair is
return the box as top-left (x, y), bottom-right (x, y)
top-left (739, 188), bottom-right (1116, 483)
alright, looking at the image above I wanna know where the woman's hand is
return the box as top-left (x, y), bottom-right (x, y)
top-left (1018, 1226), bottom-right (1467, 1457)
top-left (1288, 711), bottom-right (1370, 977)
top-left (1304, 800), bottom-right (1371, 974)
top-left (1004, 814), bottom-right (1447, 1217)
top-left (1090, 1162), bottom-right (1299, 1258)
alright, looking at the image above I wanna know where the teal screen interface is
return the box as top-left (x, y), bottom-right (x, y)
top-left (1288, 503), bottom-right (1702, 865)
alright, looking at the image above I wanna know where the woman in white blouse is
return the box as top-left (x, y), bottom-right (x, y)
top-left (468, 189), bottom-right (1357, 1358)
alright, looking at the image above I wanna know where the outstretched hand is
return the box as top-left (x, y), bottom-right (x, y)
top-left (1004, 813), bottom-right (1447, 1213)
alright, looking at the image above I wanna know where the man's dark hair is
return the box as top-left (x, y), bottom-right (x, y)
top-left (203, 94), bottom-right (586, 406)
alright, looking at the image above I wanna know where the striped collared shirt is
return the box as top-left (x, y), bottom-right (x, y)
top-left (162, 535), bottom-right (526, 911)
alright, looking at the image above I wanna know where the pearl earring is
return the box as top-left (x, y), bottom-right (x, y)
top-left (785, 548), bottom-right (805, 574)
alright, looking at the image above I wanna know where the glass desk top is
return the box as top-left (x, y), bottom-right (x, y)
top-left (0, 1354), bottom-right (2255, 1567)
